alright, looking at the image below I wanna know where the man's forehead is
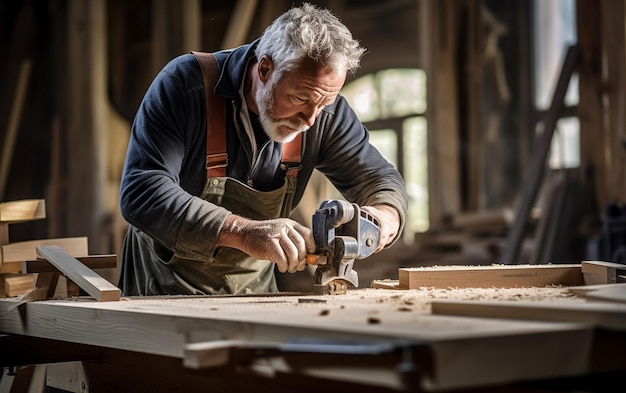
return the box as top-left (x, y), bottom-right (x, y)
top-left (283, 63), bottom-right (346, 94)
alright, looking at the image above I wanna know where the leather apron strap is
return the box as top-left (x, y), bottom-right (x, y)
top-left (192, 51), bottom-right (228, 178)
top-left (191, 51), bottom-right (303, 179)
top-left (165, 52), bottom-right (305, 295)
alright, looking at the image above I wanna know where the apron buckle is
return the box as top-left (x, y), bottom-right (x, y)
top-left (206, 153), bottom-right (228, 170)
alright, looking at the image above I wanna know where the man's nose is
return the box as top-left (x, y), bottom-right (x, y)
top-left (299, 105), bottom-right (322, 127)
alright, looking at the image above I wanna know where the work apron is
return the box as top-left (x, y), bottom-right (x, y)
top-left (163, 51), bottom-right (301, 295)
top-left (165, 175), bottom-right (297, 295)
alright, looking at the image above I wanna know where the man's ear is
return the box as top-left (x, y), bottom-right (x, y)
top-left (257, 55), bottom-right (274, 83)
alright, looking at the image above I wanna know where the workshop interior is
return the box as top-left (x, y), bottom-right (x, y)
top-left (1, 0), bottom-right (626, 392)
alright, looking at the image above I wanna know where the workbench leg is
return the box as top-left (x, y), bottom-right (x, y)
top-left (0, 365), bottom-right (46, 393)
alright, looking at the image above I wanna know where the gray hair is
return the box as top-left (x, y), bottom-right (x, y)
top-left (255, 2), bottom-right (366, 79)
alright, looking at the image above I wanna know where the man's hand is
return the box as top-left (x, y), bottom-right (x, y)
top-left (361, 205), bottom-right (401, 252)
top-left (217, 215), bottom-right (315, 273)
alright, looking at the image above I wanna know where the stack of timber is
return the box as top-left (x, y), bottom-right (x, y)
top-left (0, 199), bottom-right (117, 299)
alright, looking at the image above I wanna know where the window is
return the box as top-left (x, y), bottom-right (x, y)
top-left (340, 68), bottom-right (429, 241)
top-left (534, 0), bottom-right (579, 169)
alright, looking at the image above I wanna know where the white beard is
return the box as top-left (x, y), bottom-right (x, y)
top-left (255, 78), bottom-right (310, 143)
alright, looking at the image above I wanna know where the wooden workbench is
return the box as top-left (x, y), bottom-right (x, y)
top-left (1, 286), bottom-right (625, 392)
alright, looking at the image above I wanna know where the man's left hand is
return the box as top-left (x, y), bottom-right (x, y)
top-left (361, 205), bottom-right (401, 252)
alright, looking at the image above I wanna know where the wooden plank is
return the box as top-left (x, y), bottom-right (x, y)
top-left (0, 293), bottom-right (597, 391)
top-left (398, 264), bottom-right (584, 289)
top-left (371, 279), bottom-right (402, 290)
top-left (36, 271), bottom-right (61, 300)
top-left (35, 246), bottom-right (120, 302)
top-left (184, 339), bottom-right (254, 369)
top-left (3, 274), bottom-right (35, 297)
top-left (581, 260), bottom-right (626, 284)
top-left (0, 199), bottom-right (46, 223)
top-left (22, 254), bottom-right (117, 273)
top-left (431, 299), bottom-right (626, 331)
top-left (0, 236), bottom-right (88, 268)
top-left (0, 223), bottom-right (7, 246)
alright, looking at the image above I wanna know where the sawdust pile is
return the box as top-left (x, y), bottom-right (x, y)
top-left (342, 286), bottom-right (583, 313)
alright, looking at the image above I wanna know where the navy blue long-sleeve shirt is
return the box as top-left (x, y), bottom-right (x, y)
top-left (119, 40), bottom-right (408, 274)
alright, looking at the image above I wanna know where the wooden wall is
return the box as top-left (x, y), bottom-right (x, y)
top-left (578, 0), bottom-right (626, 212)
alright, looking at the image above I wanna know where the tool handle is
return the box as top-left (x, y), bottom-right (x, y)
top-left (306, 254), bottom-right (327, 265)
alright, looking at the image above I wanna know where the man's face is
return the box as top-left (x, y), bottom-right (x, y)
top-left (255, 58), bottom-right (347, 143)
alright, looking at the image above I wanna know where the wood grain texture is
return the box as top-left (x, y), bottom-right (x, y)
top-left (0, 290), bottom-right (595, 391)
top-left (0, 223), bottom-right (8, 245)
top-left (581, 260), bottom-right (626, 284)
top-left (0, 236), bottom-right (88, 268)
top-left (22, 254), bottom-right (117, 273)
top-left (3, 273), bottom-right (34, 296)
top-left (35, 246), bottom-right (120, 302)
top-left (399, 264), bottom-right (583, 289)
top-left (0, 199), bottom-right (45, 223)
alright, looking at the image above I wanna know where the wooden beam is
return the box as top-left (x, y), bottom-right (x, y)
top-left (35, 246), bottom-right (120, 302)
top-left (0, 199), bottom-right (45, 223)
top-left (581, 260), bottom-right (626, 284)
top-left (0, 60), bottom-right (32, 201)
top-left (0, 0), bottom-right (36, 202)
top-left (500, 44), bottom-right (580, 265)
top-left (0, 236), bottom-right (88, 269)
top-left (182, 0), bottom-right (201, 51)
top-left (222, 0), bottom-right (258, 49)
top-left (3, 274), bottom-right (35, 297)
top-left (421, 0), bottom-right (462, 227)
top-left (22, 254), bottom-right (117, 273)
top-left (0, 223), bottom-right (7, 246)
top-left (398, 264), bottom-right (584, 289)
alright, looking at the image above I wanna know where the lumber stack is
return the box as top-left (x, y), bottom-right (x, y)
top-left (0, 199), bottom-right (118, 299)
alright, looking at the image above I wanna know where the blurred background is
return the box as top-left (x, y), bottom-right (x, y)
top-left (1, 0), bottom-right (625, 290)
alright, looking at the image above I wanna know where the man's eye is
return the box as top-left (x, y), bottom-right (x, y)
top-left (293, 96), bottom-right (307, 103)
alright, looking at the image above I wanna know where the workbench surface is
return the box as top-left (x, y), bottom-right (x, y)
top-left (2, 287), bottom-right (625, 391)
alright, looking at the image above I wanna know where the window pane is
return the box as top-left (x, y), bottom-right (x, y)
top-left (378, 69), bottom-right (427, 118)
top-left (549, 117), bottom-right (580, 169)
top-left (368, 129), bottom-right (398, 167)
top-left (341, 74), bottom-right (379, 122)
top-left (403, 117), bottom-right (429, 234)
top-left (534, 0), bottom-right (578, 109)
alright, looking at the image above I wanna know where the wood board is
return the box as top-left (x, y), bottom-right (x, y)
top-left (398, 264), bottom-right (583, 289)
top-left (581, 260), bottom-right (626, 284)
top-left (35, 246), bottom-right (120, 302)
top-left (22, 254), bottom-right (117, 273)
top-left (0, 199), bottom-right (45, 223)
top-left (0, 289), bottom-right (598, 391)
top-left (3, 273), bottom-right (35, 296)
top-left (0, 236), bottom-right (88, 271)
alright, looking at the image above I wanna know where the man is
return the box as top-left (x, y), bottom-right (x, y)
top-left (118, 2), bottom-right (408, 296)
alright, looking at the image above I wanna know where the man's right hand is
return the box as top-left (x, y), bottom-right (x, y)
top-left (217, 215), bottom-right (315, 273)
